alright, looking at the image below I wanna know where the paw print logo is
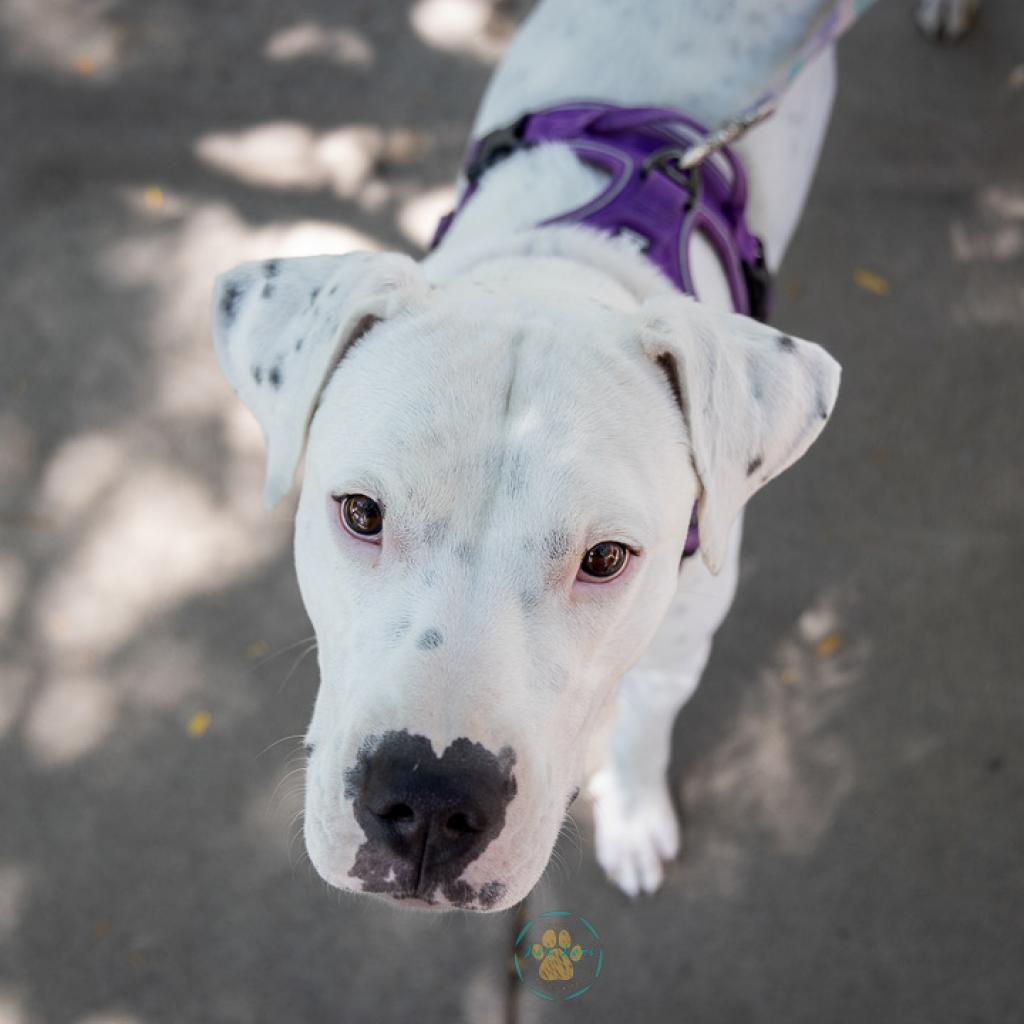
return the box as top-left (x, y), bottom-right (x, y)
top-left (532, 928), bottom-right (583, 981)
top-left (513, 911), bottom-right (603, 1001)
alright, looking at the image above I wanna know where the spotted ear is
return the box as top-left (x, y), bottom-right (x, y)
top-left (212, 252), bottom-right (426, 507)
top-left (640, 294), bottom-right (841, 575)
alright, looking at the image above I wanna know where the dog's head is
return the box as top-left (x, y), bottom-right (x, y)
top-left (211, 245), bottom-right (839, 911)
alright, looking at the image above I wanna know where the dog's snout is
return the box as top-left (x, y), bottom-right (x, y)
top-left (345, 730), bottom-right (517, 903)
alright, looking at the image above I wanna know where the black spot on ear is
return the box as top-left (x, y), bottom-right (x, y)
top-left (294, 336), bottom-right (304, 351)
top-left (818, 398), bottom-right (830, 420)
top-left (269, 365), bottom-right (283, 390)
top-left (329, 285), bottom-right (338, 296)
top-left (264, 260), bottom-right (280, 278)
top-left (309, 286), bottom-right (321, 304)
top-left (777, 334), bottom-right (796, 352)
top-left (220, 283), bottom-right (243, 322)
top-left (746, 455), bottom-right (763, 476)
top-left (251, 365), bottom-right (263, 385)
top-left (261, 282), bottom-right (274, 300)
top-left (417, 628), bottom-right (444, 651)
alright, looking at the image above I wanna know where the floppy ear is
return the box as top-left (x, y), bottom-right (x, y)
top-left (211, 252), bottom-right (426, 507)
top-left (639, 294), bottom-right (841, 575)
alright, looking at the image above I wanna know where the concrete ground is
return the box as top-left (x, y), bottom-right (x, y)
top-left (1, 1), bottom-right (1021, 1022)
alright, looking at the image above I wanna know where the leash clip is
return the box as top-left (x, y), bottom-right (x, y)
top-left (466, 115), bottom-right (531, 184)
top-left (676, 99), bottom-right (777, 171)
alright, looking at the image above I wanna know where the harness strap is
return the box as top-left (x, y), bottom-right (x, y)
top-left (432, 102), bottom-right (771, 322)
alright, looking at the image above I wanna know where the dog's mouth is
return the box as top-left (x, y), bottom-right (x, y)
top-left (383, 892), bottom-right (442, 910)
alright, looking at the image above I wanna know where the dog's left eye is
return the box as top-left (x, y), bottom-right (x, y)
top-left (578, 541), bottom-right (631, 582)
top-left (335, 494), bottom-right (384, 541)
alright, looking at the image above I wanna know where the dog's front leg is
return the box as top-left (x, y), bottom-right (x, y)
top-left (589, 518), bottom-right (743, 896)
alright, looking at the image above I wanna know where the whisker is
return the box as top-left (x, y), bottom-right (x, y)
top-left (277, 640), bottom-right (319, 695)
top-left (255, 733), bottom-right (307, 761)
top-left (247, 634), bottom-right (317, 673)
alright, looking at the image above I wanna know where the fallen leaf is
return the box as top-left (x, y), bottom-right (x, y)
top-left (853, 268), bottom-right (890, 296)
top-left (186, 710), bottom-right (212, 738)
top-left (245, 640), bottom-right (269, 660)
top-left (815, 632), bottom-right (844, 659)
top-left (143, 186), bottom-right (165, 210)
top-left (75, 55), bottom-right (96, 76)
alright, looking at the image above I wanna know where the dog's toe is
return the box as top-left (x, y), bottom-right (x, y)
top-left (588, 768), bottom-right (680, 897)
top-left (915, 0), bottom-right (980, 42)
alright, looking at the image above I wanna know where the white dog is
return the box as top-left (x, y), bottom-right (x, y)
top-left (212, 0), bottom-right (853, 912)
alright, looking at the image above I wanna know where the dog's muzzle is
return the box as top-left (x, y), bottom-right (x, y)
top-left (343, 730), bottom-right (518, 905)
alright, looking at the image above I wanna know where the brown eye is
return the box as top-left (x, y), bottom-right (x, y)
top-left (578, 541), bottom-right (630, 582)
top-left (337, 494), bottom-right (383, 540)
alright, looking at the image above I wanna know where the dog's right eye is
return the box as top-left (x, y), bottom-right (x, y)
top-left (335, 494), bottom-right (384, 542)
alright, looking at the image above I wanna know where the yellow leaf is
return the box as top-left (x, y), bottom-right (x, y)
top-left (853, 268), bottom-right (890, 296)
top-left (245, 640), bottom-right (269, 660)
top-left (186, 710), bottom-right (212, 738)
top-left (815, 632), bottom-right (844, 659)
top-left (75, 55), bottom-right (96, 76)
top-left (143, 186), bottom-right (165, 210)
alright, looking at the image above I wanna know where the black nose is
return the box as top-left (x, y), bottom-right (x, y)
top-left (345, 730), bottom-right (517, 904)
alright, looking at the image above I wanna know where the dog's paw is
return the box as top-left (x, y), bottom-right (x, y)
top-left (588, 768), bottom-right (680, 897)
top-left (915, 0), bottom-right (980, 41)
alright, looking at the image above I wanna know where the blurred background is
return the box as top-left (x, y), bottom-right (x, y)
top-left (1, 1), bottom-right (1022, 1022)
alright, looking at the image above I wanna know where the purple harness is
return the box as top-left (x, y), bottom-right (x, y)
top-left (431, 101), bottom-right (772, 560)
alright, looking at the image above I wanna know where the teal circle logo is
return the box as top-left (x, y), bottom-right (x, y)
top-left (512, 910), bottom-right (603, 1001)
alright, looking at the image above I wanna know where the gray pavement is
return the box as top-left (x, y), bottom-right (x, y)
top-left (1, 1), bottom-right (1022, 1022)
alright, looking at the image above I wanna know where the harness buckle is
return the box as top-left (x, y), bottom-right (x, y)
top-left (741, 238), bottom-right (773, 323)
top-left (640, 148), bottom-right (703, 206)
top-left (466, 115), bottom-right (531, 184)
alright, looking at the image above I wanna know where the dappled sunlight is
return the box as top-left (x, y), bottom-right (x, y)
top-left (24, 675), bottom-right (117, 768)
top-left (948, 184), bottom-right (1024, 328)
top-left (398, 185), bottom-right (456, 248)
top-left (688, 586), bottom-right (868, 860)
top-left (409, 0), bottom-right (514, 63)
top-left (0, 988), bottom-right (27, 1024)
top-left (194, 122), bottom-right (431, 204)
top-left (196, 122), bottom-right (382, 197)
top-left (34, 462), bottom-right (286, 664)
top-left (0, 0), bottom-right (122, 78)
top-left (264, 21), bottom-right (375, 69)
